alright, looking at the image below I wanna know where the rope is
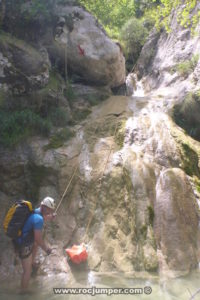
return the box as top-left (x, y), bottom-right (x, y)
top-left (38, 120), bottom-right (120, 270)
top-left (36, 166), bottom-right (78, 271)
top-left (55, 165), bottom-right (79, 214)
top-left (65, 42), bottom-right (68, 84)
top-left (83, 122), bottom-right (119, 239)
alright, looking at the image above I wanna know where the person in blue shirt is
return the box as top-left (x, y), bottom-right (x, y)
top-left (13, 197), bottom-right (56, 293)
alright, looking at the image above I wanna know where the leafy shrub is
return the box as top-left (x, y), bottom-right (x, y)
top-left (173, 89), bottom-right (200, 141)
top-left (73, 108), bottom-right (91, 121)
top-left (79, 0), bottom-right (136, 38)
top-left (154, 0), bottom-right (200, 34)
top-left (135, 0), bottom-right (161, 18)
top-left (4, 0), bottom-right (55, 27)
top-left (64, 80), bottom-right (76, 108)
top-left (0, 109), bottom-right (51, 147)
top-left (141, 13), bottom-right (156, 31)
top-left (175, 54), bottom-right (199, 78)
top-left (43, 128), bottom-right (75, 150)
top-left (48, 107), bottom-right (70, 127)
top-left (119, 17), bottom-right (148, 64)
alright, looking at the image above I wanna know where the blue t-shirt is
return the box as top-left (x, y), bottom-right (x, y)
top-left (16, 207), bottom-right (44, 244)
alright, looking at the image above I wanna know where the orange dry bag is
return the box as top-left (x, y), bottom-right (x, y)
top-left (65, 243), bottom-right (88, 264)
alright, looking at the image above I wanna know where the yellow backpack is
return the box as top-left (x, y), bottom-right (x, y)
top-left (3, 200), bottom-right (33, 239)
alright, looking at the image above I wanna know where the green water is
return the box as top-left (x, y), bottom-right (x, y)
top-left (1, 269), bottom-right (200, 300)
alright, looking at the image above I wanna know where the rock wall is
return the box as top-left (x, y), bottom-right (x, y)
top-left (135, 3), bottom-right (200, 102)
top-left (1, 0), bottom-right (200, 288)
top-left (0, 1), bottom-right (125, 93)
top-left (0, 0), bottom-right (125, 285)
top-left (132, 3), bottom-right (200, 277)
top-left (1, 94), bottom-right (200, 283)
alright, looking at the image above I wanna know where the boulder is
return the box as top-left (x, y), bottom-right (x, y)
top-left (0, 32), bottom-right (49, 95)
top-left (154, 168), bottom-right (199, 275)
top-left (53, 6), bottom-right (126, 87)
top-left (2, 2), bottom-right (126, 88)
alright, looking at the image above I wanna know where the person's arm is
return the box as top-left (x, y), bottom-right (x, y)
top-left (34, 229), bottom-right (51, 254)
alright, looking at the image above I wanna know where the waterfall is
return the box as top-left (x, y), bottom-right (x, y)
top-left (126, 73), bottom-right (145, 97)
top-left (133, 79), bottom-right (145, 97)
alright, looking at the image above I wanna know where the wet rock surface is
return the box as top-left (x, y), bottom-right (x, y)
top-left (1, 93), bottom-right (200, 284)
top-left (155, 168), bottom-right (199, 275)
top-left (1, 0), bottom-right (200, 291)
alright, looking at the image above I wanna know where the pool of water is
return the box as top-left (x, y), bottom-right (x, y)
top-left (1, 268), bottom-right (200, 300)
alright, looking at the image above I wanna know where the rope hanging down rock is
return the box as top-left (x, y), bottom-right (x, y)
top-left (54, 120), bottom-right (119, 239)
top-left (55, 165), bottom-right (79, 214)
top-left (83, 122), bottom-right (119, 240)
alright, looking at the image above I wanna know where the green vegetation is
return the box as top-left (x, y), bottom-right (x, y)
top-left (0, 109), bottom-right (51, 147)
top-left (4, 0), bottom-right (199, 75)
top-left (49, 108), bottom-right (70, 127)
top-left (171, 119), bottom-right (200, 204)
top-left (79, 0), bottom-right (160, 36)
top-left (0, 68), bottom-right (71, 147)
top-left (79, 0), bottom-right (158, 65)
top-left (180, 142), bottom-right (200, 177)
top-left (43, 70), bottom-right (64, 94)
top-left (173, 90), bottom-right (200, 141)
top-left (0, 89), bottom-right (7, 108)
top-left (79, 0), bottom-right (136, 39)
top-left (86, 94), bottom-right (109, 106)
top-left (172, 91), bottom-right (200, 189)
top-left (120, 17), bottom-right (148, 66)
top-left (115, 120), bottom-right (127, 148)
top-left (134, 0), bottom-right (160, 18)
top-left (72, 108), bottom-right (91, 121)
top-left (80, 0), bottom-right (200, 42)
top-left (0, 103), bottom-right (73, 147)
top-left (86, 95), bottom-right (101, 107)
top-left (153, 0), bottom-right (200, 34)
top-left (78, 1), bottom-right (199, 68)
top-left (171, 54), bottom-right (199, 78)
top-left (194, 177), bottom-right (200, 194)
top-left (44, 128), bottom-right (75, 150)
top-left (140, 225), bottom-right (147, 238)
top-left (64, 80), bottom-right (76, 109)
top-left (147, 205), bottom-right (155, 226)
top-left (23, 0), bottom-right (53, 20)
top-left (5, 0), bottom-right (55, 22)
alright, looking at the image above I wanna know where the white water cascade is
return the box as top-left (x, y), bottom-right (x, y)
top-left (126, 73), bottom-right (145, 97)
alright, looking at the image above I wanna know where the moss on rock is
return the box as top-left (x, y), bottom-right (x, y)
top-left (173, 90), bottom-right (200, 142)
top-left (114, 119), bottom-right (127, 148)
top-left (0, 89), bottom-right (7, 108)
top-left (181, 142), bottom-right (200, 177)
top-left (170, 118), bottom-right (200, 193)
top-left (43, 128), bottom-right (75, 150)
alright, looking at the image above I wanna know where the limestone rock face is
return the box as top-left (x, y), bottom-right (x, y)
top-left (53, 6), bottom-right (126, 87)
top-left (0, 94), bottom-right (200, 283)
top-left (135, 4), bottom-right (200, 99)
top-left (1, 1), bottom-right (200, 289)
top-left (154, 168), bottom-right (199, 274)
top-left (0, 33), bottom-right (49, 95)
